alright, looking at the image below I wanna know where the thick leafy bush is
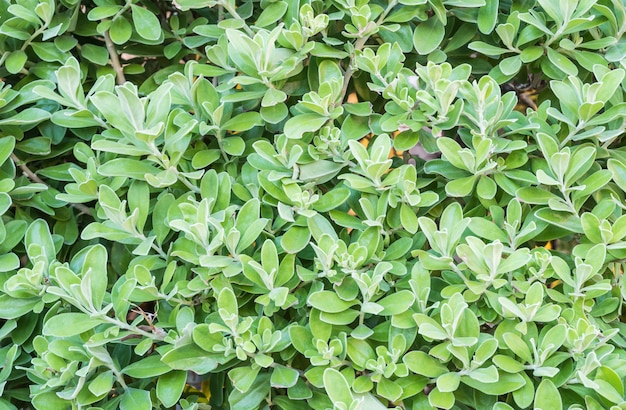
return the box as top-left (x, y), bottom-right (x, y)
top-left (1, 0), bottom-right (626, 408)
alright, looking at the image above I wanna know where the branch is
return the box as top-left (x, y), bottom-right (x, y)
top-left (104, 31), bottom-right (126, 85)
top-left (340, 36), bottom-right (368, 102)
top-left (11, 153), bottom-right (92, 216)
top-left (339, 0), bottom-right (398, 102)
top-left (220, 0), bottom-right (254, 36)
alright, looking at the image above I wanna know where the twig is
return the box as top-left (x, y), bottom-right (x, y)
top-left (11, 153), bottom-right (93, 216)
top-left (339, 0), bottom-right (398, 102)
top-left (339, 36), bottom-right (368, 101)
top-left (104, 31), bottom-right (126, 85)
top-left (220, 0), bottom-right (254, 36)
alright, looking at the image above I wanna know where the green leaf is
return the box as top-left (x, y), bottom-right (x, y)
top-left (319, 309), bottom-right (360, 325)
top-left (323, 368), bottom-right (353, 407)
top-left (534, 379), bottom-right (561, 410)
top-left (461, 372), bottom-right (525, 395)
top-left (468, 41), bottom-right (510, 57)
top-left (493, 354), bottom-right (526, 373)
top-left (502, 333), bottom-right (532, 362)
top-left (120, 388), bottom-right (151, 410)
top-left (608, 159), bottom-right (626, 192)
top-left (271, 365), bottom-right (299, 388)
top-left (377, 378), bottom-right (403, 401)
top-left (160, 344), bottom-right (221, 374)
top-left (0, 253), bottom-right (19, 272)
top-left (0, 295), bottom-right (40, 320)
top-left (88, 371), bottom-right (114, 397)
top-left (110, 16), bottom-right (133, 44)
top-left (446, 175), bottom-right (476, 197)
top-left (546, 48), bottom-right (578, 76)
top-left (31, 42), bottom-right (66, 62)
top-left (262, 88), bottom-right (287, 107)
top-left (400, 203), bottom-right (419, 234)
top-left (403, 351), bottom-right (448, 377)
top-left (307, 214), bottom-right (338, 242)
top-left (79, 244), bottom-right (108, 309)
top-left (0, 108), bottom-right (51, 125)
top-left (314, 188), bottom-right (350, 212)
top-left (260, 103), bottom-right (288, 123)
top-left (222, 136), bottom-right (246, 156)
top-left (284, 113), bottom-right (328, 139)
top-left (31, 392), bottom-right (71, 410)
top-left (499, 55), bottom-right (522, 76)
top-left (347, 338), bottom-right (376, 367)
top-left (437, 372), bottom-right (461, 392)
top-left (476, 176), bottom-right (497, 199)
top-left (131, 5), bottom-right (162, 41)
top-left (228, 373), bottom-right (271, 410)
top-left (157, 370), bottom-right (187, 408)
top-left (222, 112), bottom-right (263, 132)
top-left (192, 150), bottom-right (221, 169)
top-left (5, 50), bottom-right (27, 74)
top-left (308, 291), bottom-right (356, 313)
top-left (123, 355), bottom-right (171, 378)
top-left (595, 366), bottom-right (625, 403)
top-left (477, 0), bottom-right (499, 34)
top-left (299, 160), bottom-right (344, 183)
top-left (468, 217), bottom-right (507, 242)
top-left (218, 287), bottom-right (238, 323)
top-left (98, 158), bottom-right (160, 180)
top-left (255, 1), bottom-right (288, 28)
top-left (414, 16), bottom-right (445, 55)
top-left (516, 187), bottom-right (559, 204)
top-left (88, 5), bottom-right (123, 20)
top-left (80, 44), bottom-right (109, 65)
top-left (0, 136), bottom-right (15, 166)
top-left (230, 365), bottom-right (261, 393)
top-left (535, 208), bottom-right (583, 233)
top-left (394, 130), bottom-right (420, 151)
top-left (25, 219), bottom-right (55, 263)
top-left (428, 387), bottom-right (455, 409)
top-left (520, 46), bottom-right (544, 62)
top-left (43, 313), bottom-right (103, 337)
top-left (281, 226), bottom-right (311, 254)
top-left (581, 212), bottom-right (603, 243)
top-left (377, 290), bottom-right (415, 315)
top-left (437, 137), bottom-right (468, 170)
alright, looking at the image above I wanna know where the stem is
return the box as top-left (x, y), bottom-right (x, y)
top-left (339, 36), bottom-right (368, 102)
top-left (339, 0), bottom-right (398, 102)
top-left (104, 31), bottom-right (126, 85)
top-left (215, 132), bottom-right (231, 163)
top-left (21, 25), bottom-right (48, 52)
top-left (559, 188), bottom-right (578, 214)
top-left (109, 363), bottom-right (128, 389)
top-left (101, 314), bottom-right (167, 341)
top-left (11, 153), bottom-right (93, 216)
top-left (449, 262), bottom-right (471, 286)
top-left (220, 0), bottom-right (254, 36)
top-left (0, 51), bottom-right (9, 68)
top-left (544, 23), bottom-right (567, 49)
top-left (175, 171), bottom-right (202, 194)
top-left (176, 35), bottom-right (204, 60)
top-left (267, 361), bottom-right (306, 377)
top-left (559, 122), bottom-right (585, 148)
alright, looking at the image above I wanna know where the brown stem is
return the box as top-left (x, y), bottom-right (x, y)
top-left (104, 31), bottom-right (126, 85)
top-left (11, 153), bottom-right (92, 216)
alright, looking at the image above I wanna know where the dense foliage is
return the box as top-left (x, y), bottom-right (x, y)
top-left (1, 0), bottom-right (626, 408)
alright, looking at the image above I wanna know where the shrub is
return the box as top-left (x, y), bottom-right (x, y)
top-left (1, 0), bottom-right (626, 408)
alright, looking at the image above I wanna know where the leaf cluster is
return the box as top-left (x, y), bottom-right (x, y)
top-left (0, 0), bottom-right (626, 409)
